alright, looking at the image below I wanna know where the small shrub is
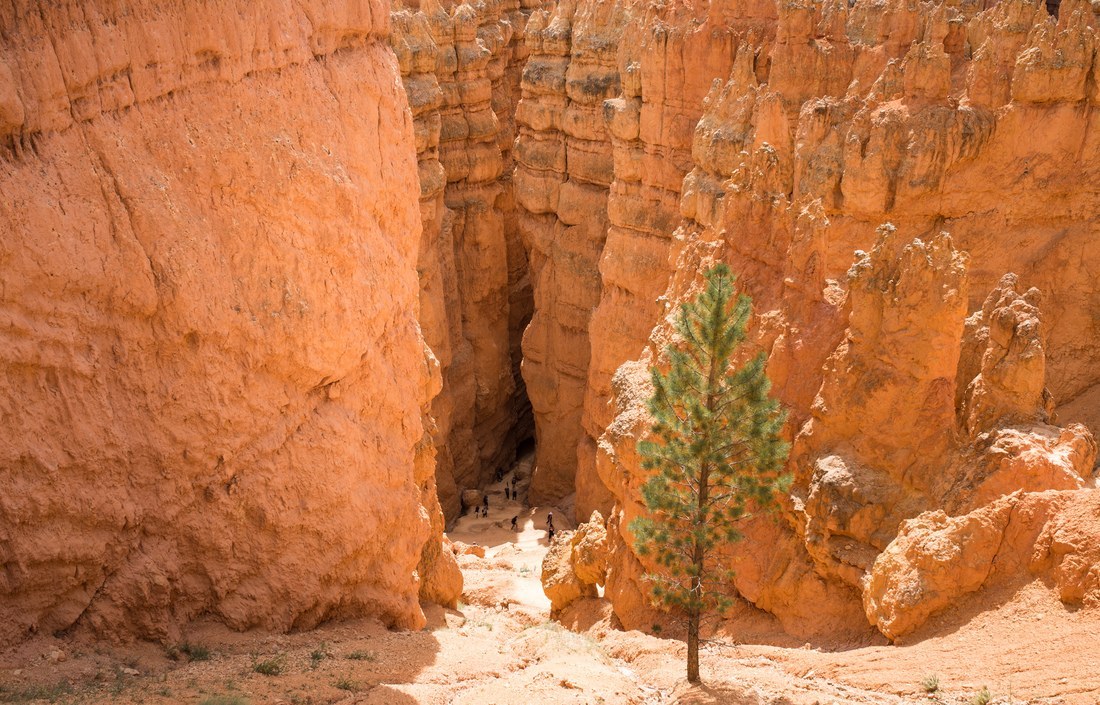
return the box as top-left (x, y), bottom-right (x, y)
top-left (970, 686), bottom-right (992, 705)
top-left (921, 674), bottom-right (940, 694)
top-left (333, 678), bottom-right (359, 692)
top-left (310, 642), bottom-right (330, 668)
top-left (252, 656), bottom-right (285, 676)
top-left (0, 681), bottom-right (74, 703)
top-left (180, 642), bottom-right (212, 662)
top-left (344, 651), bottom-right (376, 662)
top-left (199, 696), bottom-right (250, 705)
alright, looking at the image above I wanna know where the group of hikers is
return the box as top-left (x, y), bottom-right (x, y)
top-left (467, 469), bottom-right (558, 543)
top-left (471, 471), bottom-right (519, 522)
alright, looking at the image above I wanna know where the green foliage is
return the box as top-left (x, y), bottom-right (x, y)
top-left (629, 264), bottom-right (789, 682)
top-left (199, 696), bottom-right (250, 705)
top-left (252, 656), bottom-right (285, 676)
top-left (333, 677), bottom-right (360, 692)
top-left (921, 674), bottom-right (940, 693)
top-left (0, 681), bottom-right (73, 703)
top-left (310, 642), bottom-right (330, 668)
top-left (344, 650), bottom-right (377, 662)
top-left (180, 642), bottom-right (212, 662)
top-left (970, 686), bottom-right (991, 705)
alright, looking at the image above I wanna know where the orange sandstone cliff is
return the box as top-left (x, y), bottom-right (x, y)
top-left (0, 0), bottom-right (450, 644)
top-left (3, 0), bottom-right (1099, 653)
top-left (391, 0), bottom-right (540, 524)
top-left (533, 0), bottom-right (1100, 641)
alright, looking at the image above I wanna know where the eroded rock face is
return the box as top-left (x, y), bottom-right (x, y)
top-left (789, 227), bottom-right (971, 589)
top-left (516, 0), bottom-right (626, 506)
top-left (552, 0), bottom-right (1100, 641)
top-left (539, 510), bottom-right (609, 614)
top-left (0, 0), bottom-right (440, 644)
top-left (865, 489), bottom-right (1100, 639)
top-left (392, 0), bottom-right (541, 525)
top-left (961, 273), bottom-right (1054, 438)
top-left (863, 499), bottom-right (1015, 640)
top-left (516, 0), bottom-right (776, 513)
top-left (541, 531), bottom-right (597, 615)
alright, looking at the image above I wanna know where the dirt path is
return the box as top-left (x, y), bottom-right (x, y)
top-left (0, 455), bottom-right (662, 705)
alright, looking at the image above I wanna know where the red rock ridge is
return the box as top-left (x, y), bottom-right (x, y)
top-left (0, 0), bottom-right (436, 644)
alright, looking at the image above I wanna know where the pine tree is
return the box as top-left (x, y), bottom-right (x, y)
top-left (630, 263), bottom-right (790, 684)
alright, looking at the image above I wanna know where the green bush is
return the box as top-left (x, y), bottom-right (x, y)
top-left (252, 656), bottom-right (285, 676)
top-left (920, 674), bottom-right (939, 693)
top-left (333, 677), bottom-right (359, 692)
top-left (199, 696), bottom-right (249, 705)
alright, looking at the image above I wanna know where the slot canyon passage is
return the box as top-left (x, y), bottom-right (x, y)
top-left (3, 0), bottom-right (1100, 702)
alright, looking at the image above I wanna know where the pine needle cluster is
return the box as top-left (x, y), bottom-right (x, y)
top-left (630, 263), bottom-right (790, 683)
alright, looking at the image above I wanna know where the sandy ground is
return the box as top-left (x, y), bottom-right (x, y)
top-left (2, 463), bottom-right (1098, 704)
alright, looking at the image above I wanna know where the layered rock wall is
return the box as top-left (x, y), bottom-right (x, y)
top-left (527, 0), bottom-right (1100, 640)
top-left (392, 0), bottom-right (539, 523)
top-left (0, 0), bottom-right (441, 643)
top-left (515, 0), bottom-right (625, 505)
top-left (517, 0), bottom-right (778, 510)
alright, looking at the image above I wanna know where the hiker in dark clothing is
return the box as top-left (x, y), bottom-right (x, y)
top-left (482, 495), bottom-right (489, 513)
top-left (546, 512), bottom-right (553, 528)
top-left (511, 515), bottom-right (518, 531)
top-left (547, 526), bottom-right (556, 542)
top-left (504, 486), bottom-right (511, 501)
top-left (511, 475), bottom-right (517, 489)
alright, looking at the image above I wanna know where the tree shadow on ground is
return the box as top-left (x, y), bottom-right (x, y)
top-left (671, 682), bottom-right (764, 704)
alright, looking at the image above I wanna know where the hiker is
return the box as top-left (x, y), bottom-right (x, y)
top-left (546, 512), bottom-right (553, 528)
top-left (474, 506), bottom-right (480, 518)
top-left (482, 494), bottom-right (489, 513)
top-left (511, 475), bottom-right (518, 489)
top-left (547, 526), bottom-right (556, 542)
top-left (504, 486), bottom-right (511, 501)
top-left (511, 515), bottom-right (518, 531)
top-left (495, 468), bottom-right (503, 483)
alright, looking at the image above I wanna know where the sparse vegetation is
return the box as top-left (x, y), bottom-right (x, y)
top-left (333, 677), bottom-right (360, 692)
top-left (310, 642), bottom-right (330, 668)
top-left (167, 641), bottom-right (210, 662)
top-left (970, 686), bottom-right (992, 705)
top-left (0, 681), bottom-right (74, 703)
top-left (345, 650), bottom-right (377, 662)
top-left (630, 263), bottom-right (790, 684)
top-left (198, 696), bottom-right (250, 705)
top-left (921, 674), bottom-right (940, 693)
top-left (252, 656), bottom-right (285, 676)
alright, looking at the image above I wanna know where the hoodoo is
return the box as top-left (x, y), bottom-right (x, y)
top-left (1, 0), bottom-right (1099, 702)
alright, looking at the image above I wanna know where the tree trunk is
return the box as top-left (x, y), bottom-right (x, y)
top-left (687, 609), bottom-right (701, 683)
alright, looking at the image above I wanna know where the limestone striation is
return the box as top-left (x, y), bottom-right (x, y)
top-left (0, 0), bottom-right (446, 644)
top-left (529, 0), bottom-right (1100, 641)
